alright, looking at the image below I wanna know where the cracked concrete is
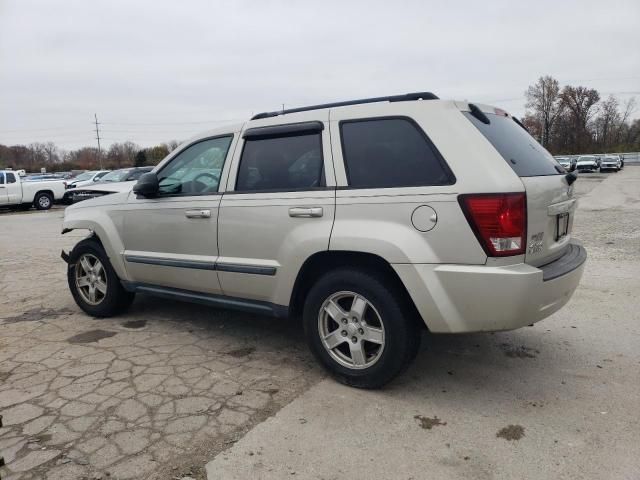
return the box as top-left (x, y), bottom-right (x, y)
top-left (0, 211), bottom-right (323, 479)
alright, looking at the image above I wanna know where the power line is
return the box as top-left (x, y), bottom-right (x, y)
top-left (99, 118), bottom-right (244, 126)
top-left (94, 113), bottom-right (103, 169)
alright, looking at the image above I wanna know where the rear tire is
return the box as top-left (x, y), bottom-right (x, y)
top-left (67, 238), bottom-right (135, 317)
top-left (34, 192), bottom-right (53, 210)
top-left (303, 268), bottom-right (421, 389)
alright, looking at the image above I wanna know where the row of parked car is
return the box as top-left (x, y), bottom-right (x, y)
top-left (62, 167), bottom-right (153, 204)
top-left (554, 154), bottom-right (624, 173)
top-left (0, 166), bottom-right (153, 210)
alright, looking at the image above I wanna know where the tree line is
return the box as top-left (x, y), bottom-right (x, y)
top-left (0, 140), bottom-right (180, 172)
top-left (523, 76), bottom-right (639, 155)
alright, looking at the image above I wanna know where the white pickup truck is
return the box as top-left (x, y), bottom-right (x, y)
top-left (0, 170), bottom-right (66, 210)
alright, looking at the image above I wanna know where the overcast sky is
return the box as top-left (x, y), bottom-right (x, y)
top-left (1, 0), bottom-right (639, 150)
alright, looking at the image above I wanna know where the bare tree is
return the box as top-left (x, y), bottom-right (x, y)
top-left (43, 141), bottom-right (59, 165)
top-left (559, 86), bottom-right (600, 151)
top-left (594, 96), bottom-right (620, 149)
top-left (525, 76), bottom-right (564, 147)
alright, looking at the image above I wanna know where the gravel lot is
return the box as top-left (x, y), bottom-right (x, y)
top-left (1, 169), bottom-right (639, 480)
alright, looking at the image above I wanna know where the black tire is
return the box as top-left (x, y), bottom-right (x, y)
top-left (67, 238), bottom-right (135, 317)
top-left (303, 268), bottom-right (421, 389)
top-left (34, 192), bottom-right (53, 210)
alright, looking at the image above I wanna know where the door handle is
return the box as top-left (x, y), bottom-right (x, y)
top-left (185, 209), bottom-right (211, 219)
top-left (289, 207), bottom-right (323, 218)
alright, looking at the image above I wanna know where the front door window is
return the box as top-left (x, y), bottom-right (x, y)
top-left (157, 136), bottom-right (233, 196)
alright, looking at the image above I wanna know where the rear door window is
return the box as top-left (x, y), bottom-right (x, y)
top-left (236, 132), bottom-right (324, 192)
top-left (463, 111), bottom-right (561, 177)
top-left (340, 118), bottom-right (454, 188)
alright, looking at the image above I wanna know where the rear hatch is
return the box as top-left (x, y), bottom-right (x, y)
top-left (463, 106), bottom-right (576, 267)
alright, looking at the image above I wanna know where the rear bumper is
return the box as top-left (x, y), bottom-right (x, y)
top-left (393, 242), bottom-right (587, 333)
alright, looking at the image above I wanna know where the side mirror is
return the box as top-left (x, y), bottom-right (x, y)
top-left (133, 172), bottom-right (159, 198)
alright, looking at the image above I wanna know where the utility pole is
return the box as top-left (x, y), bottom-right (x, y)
top-left (94, 113), bottom-right (103, 169)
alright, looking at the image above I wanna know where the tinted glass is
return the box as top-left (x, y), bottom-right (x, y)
top-left (0, 173), bottom-right (4, 184)
top-left (340, 118), bottom-right (452, 188)
top-left (463, 112), bottom-right (561, 177)
top-left (6, 172), bottom-right (16, 183)
top-left (236, 133), bottom-right (323, 191)
top-left (158, 136), bottom-right (232, 195)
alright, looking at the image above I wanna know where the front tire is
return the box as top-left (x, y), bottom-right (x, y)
top-left (67, 238), bottom-right (135, 317)
top-left (34, 192), bottom-right (53, 210)
top-left (303, 268), bottom-right (421, 389)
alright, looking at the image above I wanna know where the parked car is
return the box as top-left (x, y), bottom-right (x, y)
top-left (98, 167), bottom-right (152, 184)
top-left (61, 93), bottom-right (586, 388)
top-left (576, 155), bottom-right (599, 172)
top-left (62, 167), bottom-right (153, 204)
top-left (0, 169), bottom-right (66, 210)
top-left (599, 155), bottom-right (622, 172)
top-left (65, 170), bottom-right (111, 189)
top-left (554, 156), bottom-right (574, 171)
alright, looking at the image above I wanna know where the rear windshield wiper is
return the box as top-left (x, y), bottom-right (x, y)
top-left (512, 116), bottom-right (529, 132)
top-left (468, 103), bottom-right (490, 124)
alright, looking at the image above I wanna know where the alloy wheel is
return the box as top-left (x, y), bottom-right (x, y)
top-left (318, 291), bottom-right (385, 370)
top-left (75, 253), bottom-right (107, 305)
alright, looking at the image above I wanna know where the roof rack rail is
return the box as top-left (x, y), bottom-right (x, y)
top-left (251, 92), bottom-right (439, 120)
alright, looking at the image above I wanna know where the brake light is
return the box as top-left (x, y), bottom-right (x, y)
top-left (459, 193), bottom-right (527, 257)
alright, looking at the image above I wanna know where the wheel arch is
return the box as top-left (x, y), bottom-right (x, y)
top-left (62, 212), bottom-right (129, 281)
top-left (288, 250), bottom-right (425, 329)
top-left (35, 189), bottom-right (54, 198)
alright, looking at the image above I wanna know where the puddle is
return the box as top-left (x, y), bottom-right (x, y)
top-left (414, 415), bottom-right (447, 430)
top-left (225, 346), bottom-right (256, 358)
top-left (2, 308), bottom-right (72, 324)
top-left (67, 330), bottom-right (117, 344)
top-left (496, 424), bottom-right (525, 441)
top-left (121, 320), bottom-right (147, 329)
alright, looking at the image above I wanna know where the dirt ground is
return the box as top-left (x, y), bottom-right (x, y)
top-left (1, 169), bottom-right (639, 480)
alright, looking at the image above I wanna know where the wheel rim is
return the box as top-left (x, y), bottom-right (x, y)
top-left (318, 291), bottom-right (385, 370)
top-left (38, 196), bottom-right (51, 208)
top-left (75, 253), bottom-right (107, 305)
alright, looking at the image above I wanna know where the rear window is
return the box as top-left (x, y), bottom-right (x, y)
top-left (340, 118), bottom-right (454, 188)
top-left (463, 112), bottom-right (561, 177)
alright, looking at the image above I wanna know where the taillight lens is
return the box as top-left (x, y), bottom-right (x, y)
top-left (459, 193), bottom-right (527, 257)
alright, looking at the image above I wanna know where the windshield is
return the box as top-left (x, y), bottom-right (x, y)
top-left (463, 111), bottom-right (561, 177)
top-left (578, 156), bottom-right (596, 162)
top-left (73, 171), bottom-right (95, 181)
top-left (101, 170), bottom-right (131, 182)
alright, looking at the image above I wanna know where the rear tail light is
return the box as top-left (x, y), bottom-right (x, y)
top-left (459, 193), bottom-right (527, 257)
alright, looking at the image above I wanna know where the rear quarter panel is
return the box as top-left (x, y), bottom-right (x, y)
top-left (328, 100), bottom-right (523, 265)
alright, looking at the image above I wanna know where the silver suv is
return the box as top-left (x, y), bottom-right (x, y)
top-left (61, 93), bottom-right (586, 388)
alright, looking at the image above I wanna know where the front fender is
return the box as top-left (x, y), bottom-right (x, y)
top-left (62, 206), bottom-right (130, 281)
